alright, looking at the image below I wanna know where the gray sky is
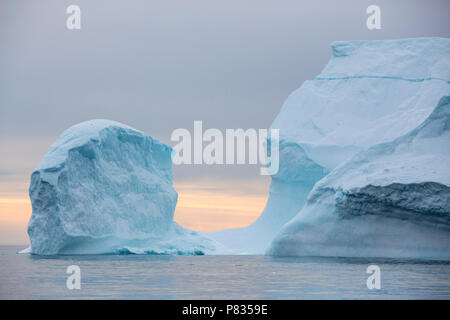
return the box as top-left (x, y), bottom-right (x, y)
top-left (1, 0), bottom-right (449, 183)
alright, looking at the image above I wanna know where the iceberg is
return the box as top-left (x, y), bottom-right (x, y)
top-left (26, 120), bottom-right (218, 255)
top-left (268, 96), bottom-right (450, 259)
top-left (24, 38), bottom-right (450, 258)
top-left (208, 37), bottom-right (450, 254)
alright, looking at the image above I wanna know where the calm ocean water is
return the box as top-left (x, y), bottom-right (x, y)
top-left (1, 245), bottom-right (449, 299)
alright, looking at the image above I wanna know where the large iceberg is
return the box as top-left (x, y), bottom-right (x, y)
top-left (26, 120), bottom-right (218, 255)
top-left (208, 37), bottom-right (450, 254)
top-left (268, 96), bottom-right (450, 259)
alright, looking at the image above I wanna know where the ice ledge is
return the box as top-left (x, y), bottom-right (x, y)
top-left (330, 37), bottom-right (449, 56)
top-left (316, 75), bottom-right (449, 83)
top-left (320, 37), bottom-right (450, 80)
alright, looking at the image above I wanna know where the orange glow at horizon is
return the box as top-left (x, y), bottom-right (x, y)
top-left (0, 197), bottom-right (32, 244)
top-left (0, 179), bottom-right (269, 243)
top-left (174, 183), bottom-right (267, 232)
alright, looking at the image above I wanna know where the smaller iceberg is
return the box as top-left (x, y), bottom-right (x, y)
top-left (25, 120), bottom-right (218, 255)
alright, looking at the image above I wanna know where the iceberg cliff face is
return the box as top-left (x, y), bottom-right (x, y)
top-left (272, 38), bottom-right (449, 161)
top-left (208, 37), bottom-right (450, 254)
top-left (27, 120), bottom-right (217, 255)
top-left (268, 96), bottom-right (450, 259)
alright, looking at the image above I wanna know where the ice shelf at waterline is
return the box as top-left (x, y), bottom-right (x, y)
top-left (206, 37), bottom-right (450, 255)
top-left (24, 120), bottom-right (221, 255)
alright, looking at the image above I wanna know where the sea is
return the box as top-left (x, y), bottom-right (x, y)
top-left (1, 246), bottom-right (449, 299)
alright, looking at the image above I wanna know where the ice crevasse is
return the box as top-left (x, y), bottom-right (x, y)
top-left (207, 37), bottom-right (450, 256)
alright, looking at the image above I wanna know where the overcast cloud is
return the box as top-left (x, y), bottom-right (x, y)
top-left (1, 0), bottom-right (449, 182)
